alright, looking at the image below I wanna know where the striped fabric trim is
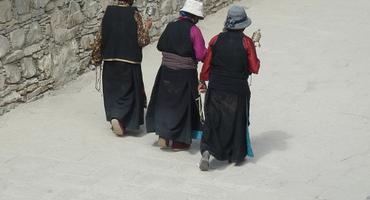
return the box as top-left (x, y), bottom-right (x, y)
top-left (103, 58), bottom-right (141, 64)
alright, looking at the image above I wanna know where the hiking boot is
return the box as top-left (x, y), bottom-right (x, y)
top-left (199, 151), bottom-right (210, 171)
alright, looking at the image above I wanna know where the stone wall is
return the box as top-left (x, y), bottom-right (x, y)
top-left (132, 0), bottom-right (234, 39)
top-left (0, 0), bottom-right (235, 115)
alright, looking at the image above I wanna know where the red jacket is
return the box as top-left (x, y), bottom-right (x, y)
top-left (200, 34), bottom-right (260, 82)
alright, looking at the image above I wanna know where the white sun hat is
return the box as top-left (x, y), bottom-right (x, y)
top-left (180, 0), bottom-right (204, 18)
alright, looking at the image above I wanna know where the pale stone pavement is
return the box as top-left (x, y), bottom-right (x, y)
top-left (1, 0), bottom-right (370, 199)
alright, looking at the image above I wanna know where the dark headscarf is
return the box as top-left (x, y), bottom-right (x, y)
top-left (180, 11), bottom-right (200, 24)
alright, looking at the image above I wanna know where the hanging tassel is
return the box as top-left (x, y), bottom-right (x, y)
top-left (95, 64), bottom-right (103, 95)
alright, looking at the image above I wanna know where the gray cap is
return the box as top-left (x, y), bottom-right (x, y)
top-left (224, 5), bottom-right (252, 30)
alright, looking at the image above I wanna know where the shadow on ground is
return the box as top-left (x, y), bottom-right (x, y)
top-left (125, 128), bottom-right (147, 137)
top-left (250, 130), bottom-right (291, 163)
top-left (206, 130), bottom-right (291, 170)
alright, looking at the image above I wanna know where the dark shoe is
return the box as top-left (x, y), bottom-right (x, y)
top-left (171, 141), bottom-right (190, 151)
top-left (199, 151), bottom-right (210, 171)
top-left (111, 119), bottom-right (124, 136)
top-left (235, 158), bottom-right (247, 166)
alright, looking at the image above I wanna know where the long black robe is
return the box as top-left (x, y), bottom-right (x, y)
top-left (146, 65), bottom-right (201, 144)
top-left (102, 61), bottom-right (146, 130)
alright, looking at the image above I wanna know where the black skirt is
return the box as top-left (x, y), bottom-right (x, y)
top-left (146, 65), bottom-right (201, 144)
top-left (200, 87), bottom-right (251, 163)
top-left (102, 61), bottom-right (146, 130)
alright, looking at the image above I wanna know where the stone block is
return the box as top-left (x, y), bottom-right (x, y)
top-left (21, 57), bottom-right (37, 78)
top-left (44, 23), bottom-right (52, 37)
top-left (135, 0), bottom-right (147, 7)
top-left (160, 15), bottom-right (169, 24)
top-left (0, 92), bottom-right (21, 106)
top-left (78, 51), bottom-right (91, 59)
top-left (24, 44), bottom-right (42, 56)
top-left (4, 50), bottom-right (25, 64)
top-left (0, 0), bottom-right (12, 23)
top-left (160, 0), bottom-right (173, 15)
top-left (69, 0), bottom-right (81, 13)
top-left (82, 1), bottom-right (100, 19)
top-left (32, 0), bottom-right (50, 9)
top-left (4, 64), bottom-right (22, 84)
top-left (26, 83), bottom-right (50, 100)
top-left (146, 3), bottom-right (160, 21)
top-left (26, 83), bottom-right (39, 93)
top-left (32, 50), bottom-right (45, 59)
top-left (80, 34), bottom-right (94, 50)
top-left (0, 73), bottom-right (6, 90)
top-left (53, 27), bottom-right (80, 44)
top-left (10, 28), bottom-right (26, 50)
top-left (38, 54), bottom-right (53, 79)
top-left (0, 84), bottom-right (17, 98)
top-left (52, 40), bottom-right (79, 86)
top-left (0, 35), bottom-right (10, 58)
top-left (26, 22), bottom-right (43, 45)
top-left (51, 10), bottom-right (67, 30)
top-left (172, 0), bottom-right (180, 12)
top-left (79, 56), bottom-right (90, 73)
top-left (18, 13), bottom-right (33, 22)
top-left (39, 79), bottom-right (54, 87)
top-left (54, 0), bottom-right (68, 8)
top-left (14, 0), bottom-right (32, 15)
top-left (67, 10), bottom-right (85, 28)
top-left (45, 1), bottom-right (56, 12)
top-left (67, 1), bottom-right (84, 28)
top-left (16, 77), bottom-right (38, 92)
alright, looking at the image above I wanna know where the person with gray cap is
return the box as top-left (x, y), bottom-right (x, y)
top-left (198, 5), bottom-right (260, 171)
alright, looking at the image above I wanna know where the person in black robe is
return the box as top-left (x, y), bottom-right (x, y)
top-left (91, 0), bottom-right (152, 136)
top-left (146, 0), bottom-right (207, 151)
top-left (198, 5), bottom-right (260, 170)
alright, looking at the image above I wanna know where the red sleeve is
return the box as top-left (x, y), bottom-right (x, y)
top-left (200, 35), bottom-right (219, 81)
top-left (243, 35), bottom-right (260, 74)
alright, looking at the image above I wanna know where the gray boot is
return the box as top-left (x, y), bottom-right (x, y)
top-left (199, 151), bottom-right (210, 171)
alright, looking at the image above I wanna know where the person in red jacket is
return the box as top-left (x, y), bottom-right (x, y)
top-left (198, 5), bottom-right (260, 171)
